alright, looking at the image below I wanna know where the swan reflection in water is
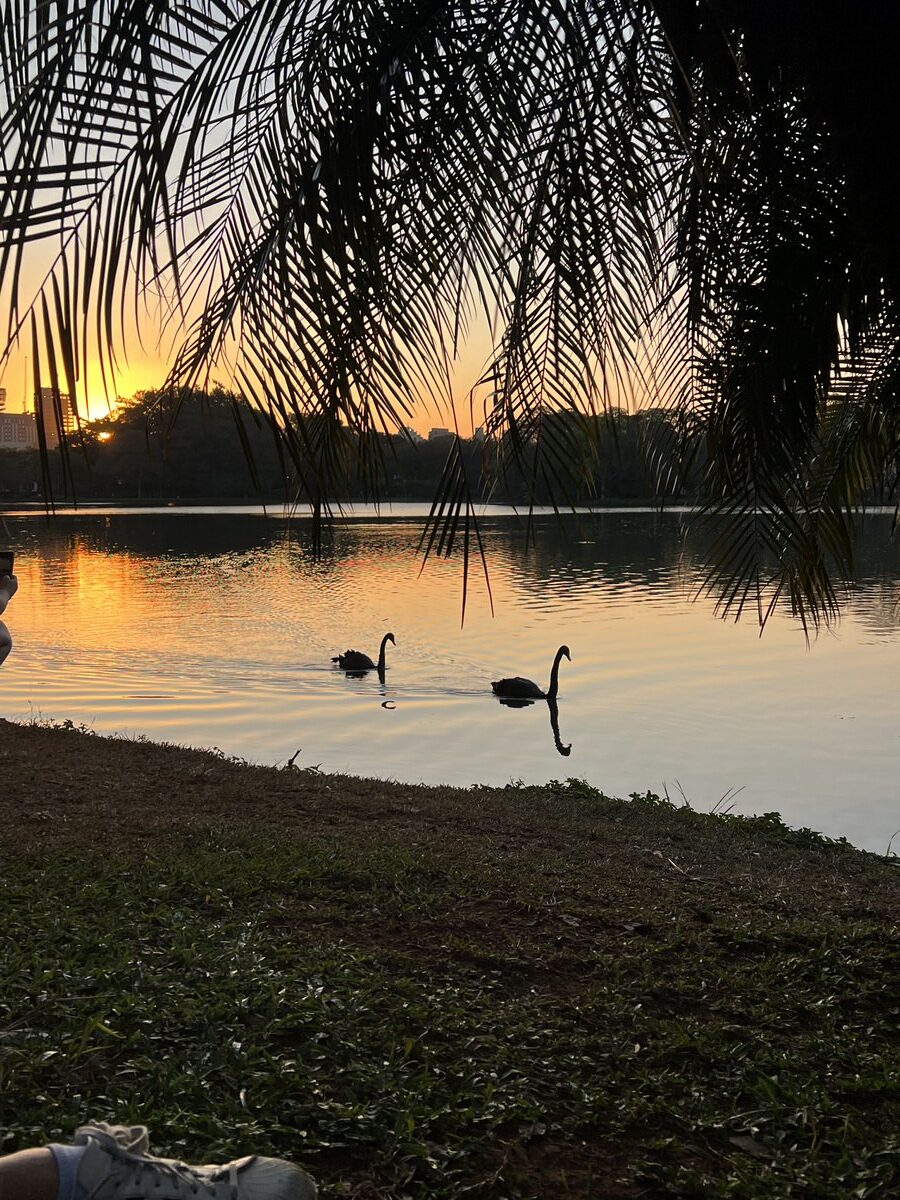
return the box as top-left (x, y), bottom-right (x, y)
top-left (496, 694), bottom-right (571, 757)
top-left (342, 661), bottom-right (391, 690)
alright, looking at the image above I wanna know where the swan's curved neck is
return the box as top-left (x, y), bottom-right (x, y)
top-left (377, 635), bottom-right (391, 672)
top-left (546, 648), bottom-right (566, 700)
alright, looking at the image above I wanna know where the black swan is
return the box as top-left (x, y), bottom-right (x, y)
top-left (332, 632), bottom-right (395, 673)
top-left (492, 645), bottom-right (570, 701)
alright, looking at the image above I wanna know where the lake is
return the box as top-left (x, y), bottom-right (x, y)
top-left (1, 505), bottom-right (899, 853)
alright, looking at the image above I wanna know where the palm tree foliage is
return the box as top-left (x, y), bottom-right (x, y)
top-left (1, 0), bottom-right (898, 625)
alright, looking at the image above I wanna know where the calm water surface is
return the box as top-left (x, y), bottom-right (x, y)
top-left (2, 507), bottom-right (899, 852)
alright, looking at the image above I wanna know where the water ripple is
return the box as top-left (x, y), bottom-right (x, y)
top-left (1, 510), bottom-right (899, 851)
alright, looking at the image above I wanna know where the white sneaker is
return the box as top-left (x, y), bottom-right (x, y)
top-left (73, 1122), bottom-right (317, 1200)
top-left (75, 1122), bottom-right (151, 1156)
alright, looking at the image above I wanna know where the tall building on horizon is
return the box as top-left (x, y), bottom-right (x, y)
top-left (0, 387), bottom-right (6, 412)
top-left (36, 387), bottom-right (76, 448)
top-left (0, 411), bottom-right (38, 450)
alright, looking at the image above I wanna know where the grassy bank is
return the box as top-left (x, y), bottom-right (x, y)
top-left (0, 721), bottom-right (897, 1198)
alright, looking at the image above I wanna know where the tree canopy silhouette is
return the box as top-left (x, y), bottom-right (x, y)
top-left (1, 0), bottom-right (898, 625)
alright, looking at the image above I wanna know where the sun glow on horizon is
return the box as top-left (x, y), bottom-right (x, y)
top-left (2, 303), bottom-right (640, 439)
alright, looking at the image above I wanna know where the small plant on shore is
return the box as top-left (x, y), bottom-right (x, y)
top-left (26, 714), bottom-right (97, 737)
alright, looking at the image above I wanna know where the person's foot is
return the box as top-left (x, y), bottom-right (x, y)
top-left (72, 1122), bottom-right (317, 1200)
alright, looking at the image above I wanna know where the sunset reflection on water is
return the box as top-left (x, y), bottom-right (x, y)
top-left (2, 509), bottom-right (900, 852)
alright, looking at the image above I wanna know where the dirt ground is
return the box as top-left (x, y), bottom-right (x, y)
top-left (3, 717), bottom-right (897, 936)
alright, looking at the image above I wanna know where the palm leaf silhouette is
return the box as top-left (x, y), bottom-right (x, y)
top-left (1, 1), bottom-right (898, 627)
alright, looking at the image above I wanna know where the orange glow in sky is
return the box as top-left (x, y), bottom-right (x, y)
top-left (1, 329), bottom-right (495, 436)
top-left (2, 243), bottom-right (639, 437)
top-left (0, 343), bottom-right (167, 420)
top-left (1, 239), bottom-right (494, 433)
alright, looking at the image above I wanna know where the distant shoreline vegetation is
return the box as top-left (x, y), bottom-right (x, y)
top-left (0, 387), bottom-right (700, 506)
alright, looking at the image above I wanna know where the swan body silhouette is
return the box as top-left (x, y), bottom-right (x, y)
top-left (492, 645), bottom-right (570, 701)
top-left (332, 632), bottom-right (395, 673)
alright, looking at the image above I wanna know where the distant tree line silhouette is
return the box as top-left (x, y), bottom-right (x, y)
top-left (0, 389), bottom-right (702, 505)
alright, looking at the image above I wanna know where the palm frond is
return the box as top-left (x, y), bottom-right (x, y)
top-left (1, 0), bottom-right (899, 626)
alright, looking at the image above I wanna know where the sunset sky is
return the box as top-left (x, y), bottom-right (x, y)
top-left (0, 316), bottom-right (497, 437)
top-left (0, 214), bottom-right (637, 437)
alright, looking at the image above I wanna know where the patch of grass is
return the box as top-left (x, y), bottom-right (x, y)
top-left (0, 724), bottom-right (898, 1197)
top-left (545, 777), bottom-right (864, 854)
top-left (2, 841), bottom-right (898, 1197)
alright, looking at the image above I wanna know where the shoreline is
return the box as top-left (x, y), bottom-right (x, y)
top-left (6, 500), bottom-right (900, 518)
top-left (5, 715), bottom-right (893, 859)
top-left (1, 718), bottom-right (898, 1197)
top-left (2, 499), bottom-right (700, 518)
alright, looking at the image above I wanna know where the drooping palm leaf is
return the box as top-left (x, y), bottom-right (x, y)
top-left (1, 0), bottom-right (898, 626)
